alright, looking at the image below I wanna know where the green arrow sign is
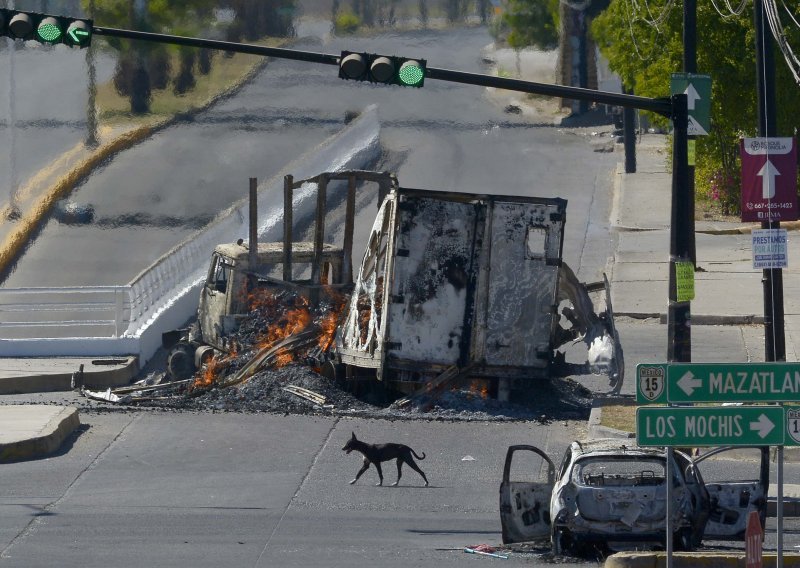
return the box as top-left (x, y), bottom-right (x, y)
top-left (637, 406), bottom-right (785, 447)
top-left (670, 73), bottom-right (711, 136)
top-left (671, 362), bottom-right (800, 403)
top-left (637, 362), bottom-right (800, 404)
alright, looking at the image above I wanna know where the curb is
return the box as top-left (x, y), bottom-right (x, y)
top-left (605, 552), bottom-right (800, 567)
top-left (0, 356), bottom-right (140, 394)
top-left (588, 397), bottom-right (635, 440)
top-left (0, 405), bottom-right (80, 462)
top-left (613, 312), bottom-right (765, 326)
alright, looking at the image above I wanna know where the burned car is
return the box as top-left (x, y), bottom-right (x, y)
top-left (499, 440), bottom-right (770, 556)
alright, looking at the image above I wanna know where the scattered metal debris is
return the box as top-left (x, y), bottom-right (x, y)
top-left (282, 385), bottom-right (328, 407)
top-left (464, 545), bottom-right (508, 559)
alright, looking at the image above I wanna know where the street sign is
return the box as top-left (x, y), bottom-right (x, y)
top-left (636, 405), bottom-right (784, 447)
top-left (752, 228), bottom-right (788, 269)
top-left (665, 362), bottom-right (800, 404)
top-left (670, 73), bottom-right (711, 135)
top-left (740, 137), bottom-right (798, 222)
top-left (745, 510), bottom-right (763, 568)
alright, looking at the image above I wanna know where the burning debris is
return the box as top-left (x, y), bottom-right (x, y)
top-left (82, 284), bottom-right (594, 421)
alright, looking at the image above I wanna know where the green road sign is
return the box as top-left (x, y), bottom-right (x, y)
top-left (637, 405), bottom-right (785, 447)
top-left (637, 362), bottom-right (800, 404)
top-left (670, 73), bottom-right (711, 136)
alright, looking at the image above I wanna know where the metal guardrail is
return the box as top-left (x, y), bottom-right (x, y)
top-left (0, 286), bottom-right (131, 339)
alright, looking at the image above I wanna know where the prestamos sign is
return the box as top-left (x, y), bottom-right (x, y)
top-left (752, 228), bottom-right (788, 269)
top-left (741, 137), bottom-right (798, 222)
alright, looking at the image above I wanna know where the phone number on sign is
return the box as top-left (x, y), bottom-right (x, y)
top-left (746, 202), bottom-right (794, 210)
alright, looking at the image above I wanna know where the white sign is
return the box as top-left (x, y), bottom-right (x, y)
top-left (752, 228), bottom-right (788, 269)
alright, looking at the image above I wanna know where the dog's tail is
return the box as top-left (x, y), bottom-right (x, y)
top-left (411, 449), bottom-right (426, 460)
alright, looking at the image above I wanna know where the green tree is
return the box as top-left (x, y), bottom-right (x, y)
top-left (502, 0), bottom-right (561, 50)
top-left (83, 0), bottom-right (218, 113)
top-left (592, 0), bottom-right (800, 215)
top-left (222, 0), bottom-right (297, 41)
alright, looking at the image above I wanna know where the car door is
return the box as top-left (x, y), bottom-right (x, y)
top-left (499, 445), bottom-right (556, 544)
top-left (692, 446), bottom-right (770, 540)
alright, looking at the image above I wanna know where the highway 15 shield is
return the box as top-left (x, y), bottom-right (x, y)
top-left (637, 364), bottom-right (666, 403)
top-left (788, 407), bottom-right (800, 445)
top-left (740, 137), bottom-right (798, 222)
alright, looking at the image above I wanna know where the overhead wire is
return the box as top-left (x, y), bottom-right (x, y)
top-left (762, 0), bottom-right (800, 83)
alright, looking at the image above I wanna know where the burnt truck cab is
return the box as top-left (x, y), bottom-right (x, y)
top-left (163, 241), bottom-right (346, 379)
top-left (331, 186), bottom-right (624, 396)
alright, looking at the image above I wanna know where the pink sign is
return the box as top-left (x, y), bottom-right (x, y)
top-left (745, 510), bottom-right (762, 568)
top-left (740, 137), bottom-right (798, 222)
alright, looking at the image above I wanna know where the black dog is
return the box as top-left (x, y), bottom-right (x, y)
top-left (342, 432), bottom-right (429, 487)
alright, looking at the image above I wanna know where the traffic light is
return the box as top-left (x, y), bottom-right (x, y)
top-left (0, 9), bottom-right (92, 48)
top-left (339, 51), bottom-right (426, 87)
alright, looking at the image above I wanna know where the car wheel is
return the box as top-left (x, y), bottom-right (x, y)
top-left (674, 528), bottom-right (693, 552)
top-left (551, 527), bottom-right (571, 556)
top-left (167, 343), bottom-right (196, 380)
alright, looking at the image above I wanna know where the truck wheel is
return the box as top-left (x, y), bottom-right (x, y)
top-left (167, 344), bottom-right (196, 380)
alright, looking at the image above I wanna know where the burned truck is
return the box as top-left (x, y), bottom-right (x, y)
top-left (329, 182), bottom-right (623, 397)
top-left (163, 170), bottom-right (623, 396)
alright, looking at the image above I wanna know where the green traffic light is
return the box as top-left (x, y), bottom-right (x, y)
top-left (398, 61), bottom-right (424, 87)
top-left (36, 17), bottom-right (62, 43)
top-left (66, 20), bottom-right (91, 46)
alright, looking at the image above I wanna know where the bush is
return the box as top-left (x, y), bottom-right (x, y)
top-left (334, 11), bottom-right (361, 34)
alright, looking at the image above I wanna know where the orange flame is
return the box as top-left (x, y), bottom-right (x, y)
top-left (468, 379), bottom-right (489, 399)
top-left (192, 356), bottom-right (222, 390)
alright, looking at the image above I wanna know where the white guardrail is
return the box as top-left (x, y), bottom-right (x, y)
top-left (0, 106), bottom-right (382, 364)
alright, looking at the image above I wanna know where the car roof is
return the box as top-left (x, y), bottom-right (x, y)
top-left (569, 438), bottom-right (666, 458)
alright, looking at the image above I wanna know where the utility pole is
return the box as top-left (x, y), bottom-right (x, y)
top-left (754, 0), bottom-right (784, 363)
top-left (754, 2), bottom-right (785, 565)
top-left (683, 0), bottom-right (697, 267)
top-left (667, 93), bottom-right (691, 363)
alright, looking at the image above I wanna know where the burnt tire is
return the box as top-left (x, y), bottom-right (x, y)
top-left (674, 528), bottom-right (694, 552)
top-left (167, 343), bottom-right (196, 380)
top-left (551, 527), bottom-right (571, 556)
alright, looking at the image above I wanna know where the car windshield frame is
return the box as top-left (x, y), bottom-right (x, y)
top-left (570, 454), bottom-right (668, 487)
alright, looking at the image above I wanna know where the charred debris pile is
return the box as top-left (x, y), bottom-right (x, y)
top-left (82, 287), bottom-right (592, 422)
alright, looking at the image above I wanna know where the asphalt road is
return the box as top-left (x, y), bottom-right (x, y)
top-left (0, 404), bottom-right (590, 568)
top-left (2, 25), bottom-right (616, 288)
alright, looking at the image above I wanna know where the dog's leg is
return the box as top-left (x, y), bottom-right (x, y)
top-left (373, 462), bottom-right (384, 486)
top-left (351, 459), bottom-right (370, 485)
top-left (405, 458), bottom-right (429, 487)
top-left (391, 459), bottom-right (403, 486)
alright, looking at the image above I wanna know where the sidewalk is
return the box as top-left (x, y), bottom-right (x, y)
top-left (610, 132), bottom-right (800, 343)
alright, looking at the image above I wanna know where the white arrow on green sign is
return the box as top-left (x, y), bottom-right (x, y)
top-left (636, 405), bottom-right (785, 447)
top-left (670, 73), bottom-right (711, 136)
